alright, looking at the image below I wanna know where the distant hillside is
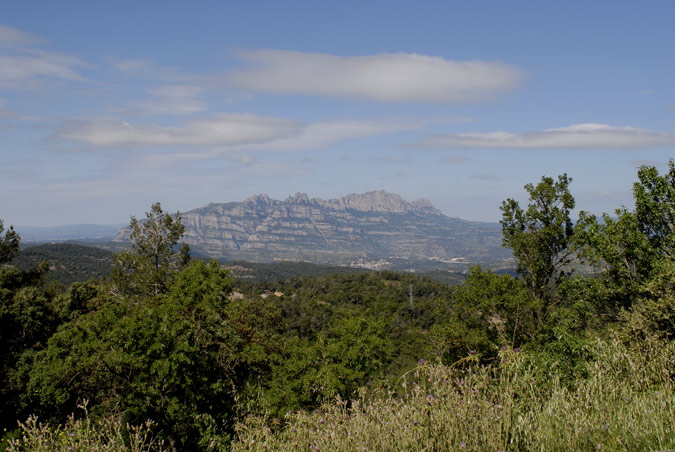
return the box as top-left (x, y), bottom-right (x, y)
top-left (8, 242), bottom-right (472, 287)
top-left (222, 260), bottom-right (369, 281)
top-left (12, 243), bottom-right (114, 287)
top-left (115, 190), bottom-right (511, 266)
top-left (17, 224), bottom-right (124, 243)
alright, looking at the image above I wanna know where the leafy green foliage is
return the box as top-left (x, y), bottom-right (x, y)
top-left (577, 161), bottom-right (675, 324)
top-left (0, 219), bottom-right (20, 265)
top-left (111, 202), bottom-right (190, 297)
top-left (576, 209), bottom-right (654, 309)
top-left (500, 174), bottom-right (576, 302)
top-left (633, 161), bottom-right (675, 255)
top-left (12, 243), bottom-right (113, 287)
top-left (621, 259), bottom-right (675, 341)
top-left (431, 266), bottom-right (534, 364)
top-left (26, 260), bottom-right (268, 449)
top-left (0, 260), bottom-right (64, 432)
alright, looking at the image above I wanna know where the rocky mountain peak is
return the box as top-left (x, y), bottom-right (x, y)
top-left (115, 190), bottom-right (507, 264)
top-left (330, 190), bottom-right (440, 214)
top-left (240, 190), bottom-right (439, 214)
top-left (286, 192), bottom-right (310, 204)
top-left (243, 193), bottom-right (274, 206)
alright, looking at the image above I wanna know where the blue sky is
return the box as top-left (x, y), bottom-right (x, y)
top-left (1, 0), bottom-right (674, 226)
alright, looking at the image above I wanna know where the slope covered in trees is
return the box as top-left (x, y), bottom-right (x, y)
top-left (11, 243), bottom-right (114, 287)
top-left (2, 163), bottom-right (675, 451)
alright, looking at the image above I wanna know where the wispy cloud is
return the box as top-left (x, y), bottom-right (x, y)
top-left (55, 114), bottom-right (301, 148)
top-left (417, 123), bottom-right (675, 149)
top-left (233, 119), bottom-right (417, 153)
top-left (54, 114), bottom-right (416, 153)
top-left (228, 50), bottom-right (525, 103)
top-left (0, 50), bottom-right (87, 88)
top-left (110, 57), bottom-right (188, 82)
top-left (0, 98), bottom-right (33, 120)
top-left (0, 25), bottom-right (43, 48)
top-left (0, 25), bottom-right (87, 88)
top-left (134, 85), bottom-right (209, 115)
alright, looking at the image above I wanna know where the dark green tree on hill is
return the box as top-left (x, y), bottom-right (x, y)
top-left (0, 219), bottom-right (20, 264)
top-left (576, 161), bottom-right (675, 339)
top-left (500, 174), bottom-right (576, 311)
top-left (111, 202), bottom-right (190, 297)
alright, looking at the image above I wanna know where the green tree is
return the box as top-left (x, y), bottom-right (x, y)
top-left (576, 161), bottom-right (675, 310)
top-left (575, 209), bottom-right (653, 310)
top-left (500, 174), bottom-right (576, 303)
top-left (27, 260), bottom-right (262, 450)
top-left (430, 266), bottom-right (533, 363)
top-left (0, 219), bottom-right (20, 264)
top-left (633, 161), bottom-right (675, 256)
top-left (621, 259), bottom-right (675, 341)
top-left (0, 250), bottom-right (61, 432)
top-left (263, 314), bottom-right (391, 415)
top-left (111, 202), bottom-right (190, 297)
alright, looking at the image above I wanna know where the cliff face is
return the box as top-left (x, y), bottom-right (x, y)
top-left (115, 191), bottom-right (508, 264)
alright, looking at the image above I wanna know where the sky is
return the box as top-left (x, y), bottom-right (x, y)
top-left (1, 0), bottom-right (674, 227)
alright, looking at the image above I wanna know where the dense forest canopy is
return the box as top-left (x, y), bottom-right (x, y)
top-left (2, 163), bottom-right (675, 451)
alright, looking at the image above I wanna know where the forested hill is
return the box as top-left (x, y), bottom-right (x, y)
top-left (11, 243), bottom-right (113, 287)
top-left (9, 243), bottom-right (468, 287)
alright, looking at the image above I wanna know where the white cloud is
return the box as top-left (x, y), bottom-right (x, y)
top-left (136, 85), bottom-right (209, 115)
top-left (0, 49), bottom-right (87, 88)
top-left (0, 25), bottom-right (42, 48)
top-left (56, 113), bottom-right (302, 148)
top-left (418, 123), bottom-right (675, 149)
top-left (110, 57), bottom-right (187, 82)
top-left (0, 99), bottom-right (27, 120)
top-left (233, 119), bottom-right (416, 153)
top-left (55, 114), bottom-right (415, 153)
top-left (228, 50), bottom-right (525, 103)
top-left (0, 26), bottom-right (86, 88)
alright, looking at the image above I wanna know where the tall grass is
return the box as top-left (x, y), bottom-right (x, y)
top-left (234, 337), bottom-right (675, 452)
top-left (3, 402), bottom-right (166, 452)
top-left (7, 337), bottom-right (674, 451)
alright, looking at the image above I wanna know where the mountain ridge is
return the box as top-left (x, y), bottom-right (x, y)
top-left (115, 190), bottom-right (509, 265)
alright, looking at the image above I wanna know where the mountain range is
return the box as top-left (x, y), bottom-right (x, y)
top-left (115, 190), bottom-right (511, 267)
